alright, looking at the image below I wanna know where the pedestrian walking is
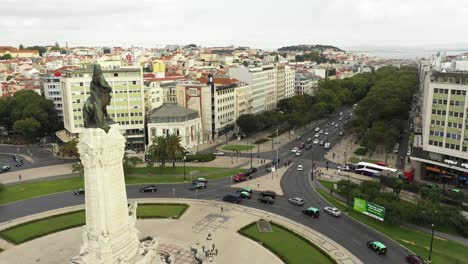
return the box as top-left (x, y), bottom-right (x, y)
top-left (221, 206), bottom-right (224, 213)
top-left (18, 174), bottom-right (22, 180)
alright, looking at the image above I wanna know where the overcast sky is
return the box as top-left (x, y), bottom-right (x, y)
top-left (2, 0), bottom-right (468, 50)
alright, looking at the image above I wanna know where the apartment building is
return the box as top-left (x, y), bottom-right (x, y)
top-left (285, 66), bottom-right (296, 98)
top-left (412, 57), bottom-right (468, 186)
top-left (176, 75), bottom-right (240, 142)
top-left (229, 65), bottom-right (277, 113)
top-left (144, 81), bottom-right (177, 113)
top-left (43, 73), bottom-right (64, 121)
top-left (234, 83), bottom-right (253, 121)
top-left (276, 65), bottom-right (286, 102)
top-left (61, 66), bottom-right (145, 150)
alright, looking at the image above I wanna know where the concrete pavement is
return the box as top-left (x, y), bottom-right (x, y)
top-left (0, 199), bottom-right (362, 264)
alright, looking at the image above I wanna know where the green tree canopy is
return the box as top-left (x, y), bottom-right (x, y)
top-left (236, 114), bottom-right (261, 134)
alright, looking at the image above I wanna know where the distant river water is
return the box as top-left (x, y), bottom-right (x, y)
top-left (349, 49), bottom-right (468, 59)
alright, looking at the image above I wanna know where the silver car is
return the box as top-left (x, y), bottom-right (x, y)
top-left (288, 197), bottom-right (304, 206)
top-left (324, 207), bottom-right (341, 216)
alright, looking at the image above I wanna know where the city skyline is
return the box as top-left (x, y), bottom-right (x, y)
top-left (2, 0), bottom-right (468, 50)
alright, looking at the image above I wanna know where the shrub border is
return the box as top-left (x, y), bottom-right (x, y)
top-left (238, 220), bottom-right (337, 264)
top-left (0, 210), bottom-right (86, 244)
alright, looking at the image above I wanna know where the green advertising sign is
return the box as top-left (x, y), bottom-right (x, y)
top-left (353, 198), bottom-right (385, 221)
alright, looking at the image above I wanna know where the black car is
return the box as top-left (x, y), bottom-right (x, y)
top-left (259, 191), bottom-right (276, 199)
top-left (271, 158), bottom-right (281, 165)
top-left (74, 188), bottom-right (85, 195)
top-left (139, 185), bottom-right (158, 193)
top-left (305, 144), bottom-right (312, 150)
top-left (246, 167), bottom-right (257, 174)
top-left (223, 193), bottom-right (242, 204)
top-left (257, 196), bottom-right (275, 204)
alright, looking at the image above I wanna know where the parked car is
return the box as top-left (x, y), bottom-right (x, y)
top-left (296, 136), bottom-right (301, 141)
top-left (319, 130), bottom-right (324, 134)
top-left (259, 191), bottom-right (276, 199)
top-left (331, 122), bottom-right (335, 126)
top-left (406, 254), bottom-right (425, 264)
top-left (319, 140), bottom-right (324, 146)
top-left (74, 188), bottom-right (85, 195)
top-left (139, 185), bottom-right (158, 193)
top-left (306, 138), bottom-right (312, 143)
top-left (265, 165), bottom-right (273, 172)
top-left (367, 241), bottom-right (387, 255)
top-left (213, 151), bottom-right (225, 156)
top-left (346, 163), bottom-right (356, 171)
top-left (337, 165), bottom-right (351, 171)
top-left (324, 131), bottom-right (329, 135)
top-left (314, 133), bottom-right (320, 138)
top-left (335, 124), bottom-right (339, 127)
top-left (257, 196), bottom-right (275, 204)
top-left (338, 131), bottom-right (343, 136)
top-left (305, 144), bottom-right (312, 150)
top-left (324, 143), bottom-right (331, 149)
top-left (271, 158), bottom-right (281, 165)
top-left (313, 139), bottom-right (319, 144)
top-left (292, 147), bottom-right (299, 153)
top-left (299, 143), bottom-right (305, 149)
top-left (295, 151), bottom-right (302, 156)
top-left (189, 182), bottom-right (206, 190)
top-left (314, 127), bottom-right (320, 132)
top-left (288, 197), bottom-right (304, 206)
top-left (324, 207), bottom-right (341, 216)
top-left (297, 165), bottom-right (303, 171)
top-left (302, 207), bottom-right (320, 218)
top-left (223, 193), bottom-right (242, 204)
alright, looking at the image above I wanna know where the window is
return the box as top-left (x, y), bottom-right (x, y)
top-left (434, 88), bottom-right (439, 93)
top-left (114, 73), bottom-right (118, 77)
top-left (79, 82), bottom-right (83, 86)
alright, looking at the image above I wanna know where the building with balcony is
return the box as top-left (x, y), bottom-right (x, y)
top-left (43, 73), bottom-right (64, 121)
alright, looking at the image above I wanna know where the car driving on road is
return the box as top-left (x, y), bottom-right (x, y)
top-left (213, 151), bottom-right (225, 156)
top-left (288, 197), bottom-right (304, 206)
top-left (291, 147), bottom-right (299, 153)
top-left (139, 185), bottom-right (158, 193)
top-left (367, 241), bottom-right (387, 255)
top-left (257, 196), bottom-right (275, 204)
top-left (297, 165), bottom-right (303, 171)
top-left (189, 182), bottom-right (206, 190)
top-left (302, 207), bottom-right (320, 218)
top-left (259, 191), bottom-right (276, 199)
top-left (406, 254), bottom-right (425, 264)
top-left (74, 188), bottom-right (85, 195)
top-left (295, 151), bottom-right (302, 156)
top-left (223, 193), bottom-right (242, 204)
top-left (324, 207), bottom-right (341, 216)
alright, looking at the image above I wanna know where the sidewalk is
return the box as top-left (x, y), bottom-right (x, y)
top-left (0, 199), bottom-right (362, 264)
top-left (0, 163), bottom-right (75, 184)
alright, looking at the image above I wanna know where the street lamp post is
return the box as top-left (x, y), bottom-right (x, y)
top-left (428, 223), bottom-right (435, 263)
top-left (183, 156), bottom-right (186, 182)
top-left (276, 128), bottom-right (279, 169)
top-left (250, 141), bottom-right (253, 169)
top-left (346, 174), bottom-right (350, 212)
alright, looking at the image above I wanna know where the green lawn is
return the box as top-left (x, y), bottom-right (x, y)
top-left (222, 145), bottom-right (255, 151)
top-left (0, 210), bottom-right (85, 244)
top-left (137, 203), bottom-right (188, 219)
top-left (0, 168), bottom-right (243, 205)
top-left (127, 166), bottom-right (221, 175)
top-left (319, 180), bottom-right (335, 190)
top-left (316, 188), bottom-right (468, 264)
top-left (0, 204), bottom-right (188, 244)
top-left (239, 222), bottom-right (335, 264)
top-left (348, 156), bottom-right (381, 164)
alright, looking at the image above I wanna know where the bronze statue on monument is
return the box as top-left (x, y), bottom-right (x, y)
top-left (83, 64), bottom-right (115, 133)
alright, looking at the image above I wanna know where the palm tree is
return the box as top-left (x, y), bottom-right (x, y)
top-left (166, 133), bottom-right (185, 168)
top-left (148, 136), bottom-right (168, 167)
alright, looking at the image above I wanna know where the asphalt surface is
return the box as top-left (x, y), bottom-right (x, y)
top-left (0, 109), bottom-right (412, 263)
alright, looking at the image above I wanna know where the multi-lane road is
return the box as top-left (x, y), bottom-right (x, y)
top-left (0, 110), bottom-right (413, 263)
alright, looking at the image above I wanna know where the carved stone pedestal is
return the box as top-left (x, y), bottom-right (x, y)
top-left (70, 125), bottom-right (159, 264)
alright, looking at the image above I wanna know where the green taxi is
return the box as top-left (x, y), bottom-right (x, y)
top-left (302, 207), bottom-right (320, 218)
top-left (367, 241), bottom-right (387, 255)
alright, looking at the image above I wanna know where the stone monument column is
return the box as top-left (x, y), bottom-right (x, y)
top-left (70, 125), bottom-right (159, 264)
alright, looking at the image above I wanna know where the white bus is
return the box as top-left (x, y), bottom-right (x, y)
top-left (354, 162), bottom-right (397, 177)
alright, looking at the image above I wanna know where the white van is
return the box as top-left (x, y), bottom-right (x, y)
top-left (324, 143), bottom-right (331, 149)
